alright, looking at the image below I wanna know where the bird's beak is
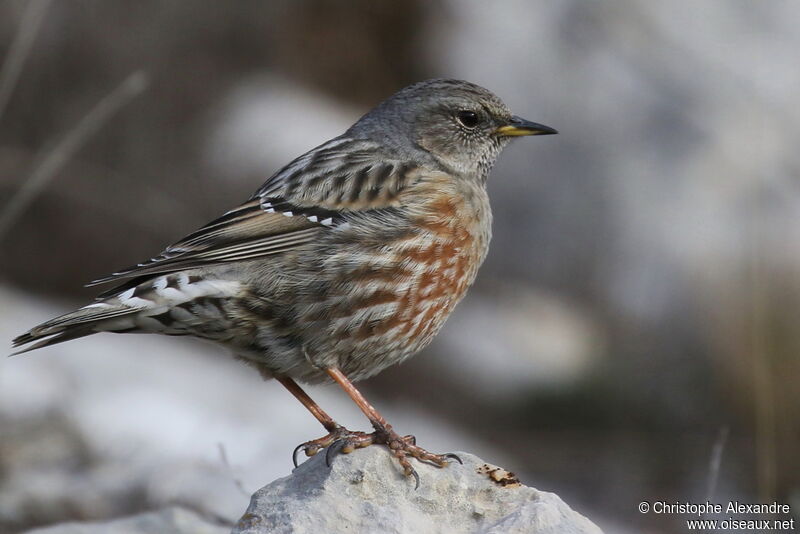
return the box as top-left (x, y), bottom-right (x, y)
top-left (495, 116), bottom-right (558, 137)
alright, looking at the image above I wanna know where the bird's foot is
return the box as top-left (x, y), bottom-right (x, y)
top-left (292, 425), bottom-right (371, 467)
top-left (326, 423), bottom-right (462, 489)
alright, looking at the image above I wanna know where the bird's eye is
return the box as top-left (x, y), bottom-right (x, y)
top-left (456, 110), bottom-right (480, 129)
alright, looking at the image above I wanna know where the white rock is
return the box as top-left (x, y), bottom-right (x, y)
top-left (234, 447), bottom-right (603, 534)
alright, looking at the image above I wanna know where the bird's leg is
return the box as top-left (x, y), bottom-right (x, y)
top-left (325, 367), bottom-right (461, 486)
top-left (276, 375), bottom-right (338, 432)
top-left (275, 376), bottom-right (370, 467)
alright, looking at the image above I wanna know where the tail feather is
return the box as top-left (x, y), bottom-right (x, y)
top-left (12, 272), bottom-right (243, 355)
top-left (12, 326), bottom-right (97, 355)
top-left (11, 304), bottom-right (139, 355)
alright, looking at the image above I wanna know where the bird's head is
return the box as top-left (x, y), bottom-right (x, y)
top-left (349, 78), bottom-right (557, 181)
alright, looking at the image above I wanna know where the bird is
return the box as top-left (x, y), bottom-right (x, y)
top-left (12, 78), bottom-right (557, 486)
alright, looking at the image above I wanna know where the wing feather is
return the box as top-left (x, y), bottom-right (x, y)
top-left (88, 135), bottom-right (423, 290)
top-left (256, 136), bottom-right (422, 210)
top-left (88, 201), bottom-right (321, 286)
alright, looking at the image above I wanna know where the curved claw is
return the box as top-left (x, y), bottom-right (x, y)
top-left (443, 452), bottom-right (463, 465)
top-left (410, 468), bottom-right (420, 490)
top-left (292, 442), bottom-right (305, 468)
top-left (326, 439), bottom-right (345, 467)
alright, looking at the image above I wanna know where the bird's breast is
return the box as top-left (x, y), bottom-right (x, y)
top-left (305, 182), bottom-right (491, 360)
top-left (392, 189), bottom-right (490, 344)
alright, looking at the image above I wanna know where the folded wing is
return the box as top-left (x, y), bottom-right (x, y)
top-left (88, 136), bottom-right (421, 294)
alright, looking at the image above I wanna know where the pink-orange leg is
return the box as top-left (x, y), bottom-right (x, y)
top-left (276, 376), bottom-right (370, 467)
top-left (326, 367), bottom-right (462, 488)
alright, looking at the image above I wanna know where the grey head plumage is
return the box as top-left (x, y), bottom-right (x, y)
top-left (347, 78), bottom-right (557, 181)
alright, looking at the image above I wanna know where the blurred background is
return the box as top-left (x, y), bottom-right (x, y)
top-left (1, 1), bottom-right (798, 532)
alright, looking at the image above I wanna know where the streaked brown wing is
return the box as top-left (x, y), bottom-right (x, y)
top-left (88, 136), bottom-right (423, 292)
top-left (256, 136), bottom-right (420, 211)
top-left (87, 198), bottom-right (326, 287)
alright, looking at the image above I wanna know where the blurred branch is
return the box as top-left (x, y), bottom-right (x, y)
top-left (0, 70), bottom-right (150, 240)
top-left (0, 0), bottom-right (51, 123)
top-left (705, 425), bottom-right (728, 503)
top-left (750, 208), bottom-right (777, 503)
top-left (218, 442), bottom-right (249, 497)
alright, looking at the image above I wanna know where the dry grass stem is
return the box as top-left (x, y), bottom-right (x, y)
top-left (0, 0), bottom-right (51, 122)
top-left (0, 70), bottom-right (150, 240)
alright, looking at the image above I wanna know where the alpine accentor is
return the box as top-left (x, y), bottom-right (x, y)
top-left (14, 79), bottom-right (557, 485)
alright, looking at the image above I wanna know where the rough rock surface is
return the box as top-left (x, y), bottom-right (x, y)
top-left (22, 507), bottom-right (228, 534)
top-left (234, 447), bottom-right (602, 534)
